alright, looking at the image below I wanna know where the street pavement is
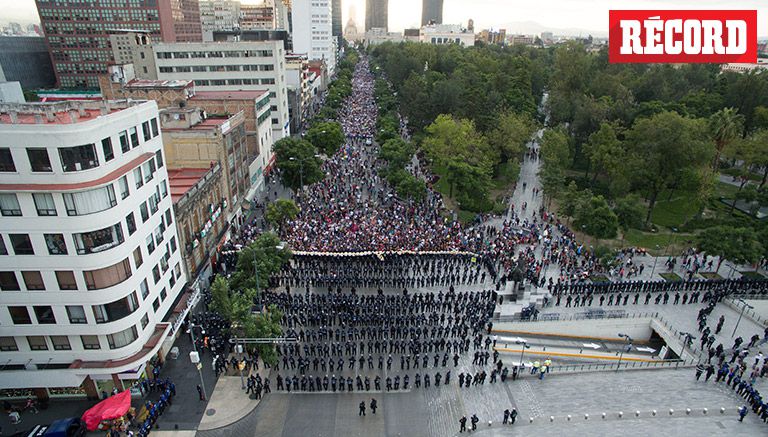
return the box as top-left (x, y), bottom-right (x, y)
top-left (196, 369), bottom-right (766, 437)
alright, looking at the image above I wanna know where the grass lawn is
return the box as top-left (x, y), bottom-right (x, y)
top-left (699, 272), bottom-right (723, 280)
top-left (651, 195), bottom-right (699, 228)
top-left (590, 274), bottom-right (611, 283)
top-left (660, 272), bottom-right (684, 282)
top-left (739, 271), bottom-right (765, 279)
top-left (622, 229), bottom-right (692, 254)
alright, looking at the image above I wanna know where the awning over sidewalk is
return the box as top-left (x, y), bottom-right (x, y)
top-left (81, 389), bottom-right (131, 431)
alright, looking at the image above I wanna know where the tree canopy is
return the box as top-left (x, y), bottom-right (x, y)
top-left (273, 137), bottom-right (324, 191)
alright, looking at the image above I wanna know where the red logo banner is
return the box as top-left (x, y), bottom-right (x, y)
top-left (609, 10), bottom-right (757, 63)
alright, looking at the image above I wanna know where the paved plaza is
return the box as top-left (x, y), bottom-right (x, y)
top-left (196, 369), bottom-right (765, 437)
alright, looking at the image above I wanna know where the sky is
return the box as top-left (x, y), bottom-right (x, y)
top-left (4, 0), bottom-right (768, 36)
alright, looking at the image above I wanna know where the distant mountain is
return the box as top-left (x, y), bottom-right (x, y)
top-left (492, 20), bottom-right (607, 37)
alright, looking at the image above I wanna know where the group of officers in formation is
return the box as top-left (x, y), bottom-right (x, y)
top-left (547, 277), bottom-right (768, 309)
top-left (693, 293), bottom-right (768, 426)
top-left (275, 253), bottom-right (489, 290)
top-left (256, 288), bottom-right (511, 394)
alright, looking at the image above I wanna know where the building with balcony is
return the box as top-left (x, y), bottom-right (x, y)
top-left (285, 54), bottom-right (314, 132)
top-left (0, 100), bottom-right (185, 399)
top-left (168, 164), bottom-right (228, 280)
top-left (99, 67), bottom-right (275, 196)
top-left (160, 108), bottom-right (266, 227)
top-left (152, 40), bottom-right (290, 140)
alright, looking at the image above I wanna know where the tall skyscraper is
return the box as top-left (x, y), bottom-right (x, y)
top-left (332, 0), bottom-right (343, 38)
top-left (421, 0), bottom-right (443, 26)
top-left (35, 0), bottom-right (203, 88)
top-left (365, 0), bottom-right (388, 32)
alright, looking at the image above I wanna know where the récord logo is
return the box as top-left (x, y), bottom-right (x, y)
top-left (608, 10), bottom-right (757, 63)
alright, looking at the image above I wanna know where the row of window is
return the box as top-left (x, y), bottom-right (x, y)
top-left (0, 118), bottom-right (159, 174)
top-left (4, 261), bottom-right (182, 329)
top-left (0, 151), bottom-right (163, 218)
top-left (156, 49), bottom-right (274, 59)
top-left (0, 326), bottom-right (139, 352)
top-left (0, 228), bottom-right (177, 292)
top-left (187, 78), bottom-right (275, 87)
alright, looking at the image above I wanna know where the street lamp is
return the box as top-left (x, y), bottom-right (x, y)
top-left (187, 323), bottom-right (208, 401)
top-left (235, 340), bottom-right (246, 389)
top-left (650, 245), bottom-right (661, 278)
top-left (732, 298), bottom-right (755, 337)
top-left (289, 154), bottom-right (322, 193)
top-left (617, 333), bottom-right (633, 371)
top-left (516, 340), bottom-right (531, 367)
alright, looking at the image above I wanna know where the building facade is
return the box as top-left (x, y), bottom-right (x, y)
top-left (420, 24), bottom-right (475, 47)
top-left (240, 3), bottom-right (276, 30)
top-left (421, 0), bottom-right (443, 26)
top-left (331, 0), bottom-right (342, 38)
top-left (0, 36), bottom-right (56, 89)
top-left (292, 0), bottom-right (337, 75)
top-left (285, 54), bottom-right (313, 132)
top-left (365, 0), bottom-right (388, 32)
top-left (160, 109), bottom-right (257, 223)
top-left (98, 69), bottom-right (274, 195)
top-left (153, 40), bottom-right (290, 140)
top-left (109, 31), bottom-right (158, 80)
top-left (0, 100), bottom-right (185, 398)
top-left (199, 0), bottom-right (241, 38)
top-left (167, 164), bottom-right (228, 280)
top-left (35, 0), bottom-right (203, 88)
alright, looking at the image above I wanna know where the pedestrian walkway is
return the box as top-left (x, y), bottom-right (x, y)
top-left (195, 368), bottom-right (766, 437)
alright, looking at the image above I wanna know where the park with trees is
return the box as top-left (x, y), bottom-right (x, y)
top-left (369, 40), bottom-right (768, 273)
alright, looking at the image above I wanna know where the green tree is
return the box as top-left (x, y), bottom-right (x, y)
top-left (732, 129), bottom-right (768, 188)
top-left (613, 194), bottom-right (646, 232)
top-left (422, 115), bottom-right (495, 204)
top-left (209, 276), bottom-right (254, 325)
top-left (487, 111), bottom-right (537, 165)
top-left (574, 195), bottom-right (619, 239)
top-left (209, 276), bottom-right (233, 320)
top-left (709, 107), bottom-right (744, 172)
top-left (559, 181), bottom-right (591, 223)
top-left (265, 199), bottom-right (299, 232)
top-left (378, 138), bottom-right (415, 168)
top-left (396, 174), bottom-right (427, 202)
top-left (624, 111), bottom-right (713, 224)
top-left (306, 121), bottom-right (345, 155)
top-left (273, 137), bottom-right (324, 191)
top-left (583, 122), bottom-right (623, 184)
top-left (242, 304), bottom-right (283, 366)
top-left (539, 126), bottom-right (572, 170)
top-left (230, 233), bottom-right (292, 292)
top-left (697, 226), bottom-right (763, 272)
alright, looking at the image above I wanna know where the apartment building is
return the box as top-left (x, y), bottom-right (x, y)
top-left (153, 40), bottom-right (290, 139)
top-left (0, 100), bottom-right (185, 398)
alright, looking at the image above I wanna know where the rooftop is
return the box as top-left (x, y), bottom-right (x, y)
top-left (191, 90), bottom-right (269, 100)
top-left (167, 166), bottom-right (216, 203)
top-left (0, 100), bottom-right (146, 125)
top-left (125, 78), bottom-right (194, 90)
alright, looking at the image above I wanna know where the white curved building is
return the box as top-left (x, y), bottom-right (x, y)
top-left (0, 100), bottom-right (186, 399)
